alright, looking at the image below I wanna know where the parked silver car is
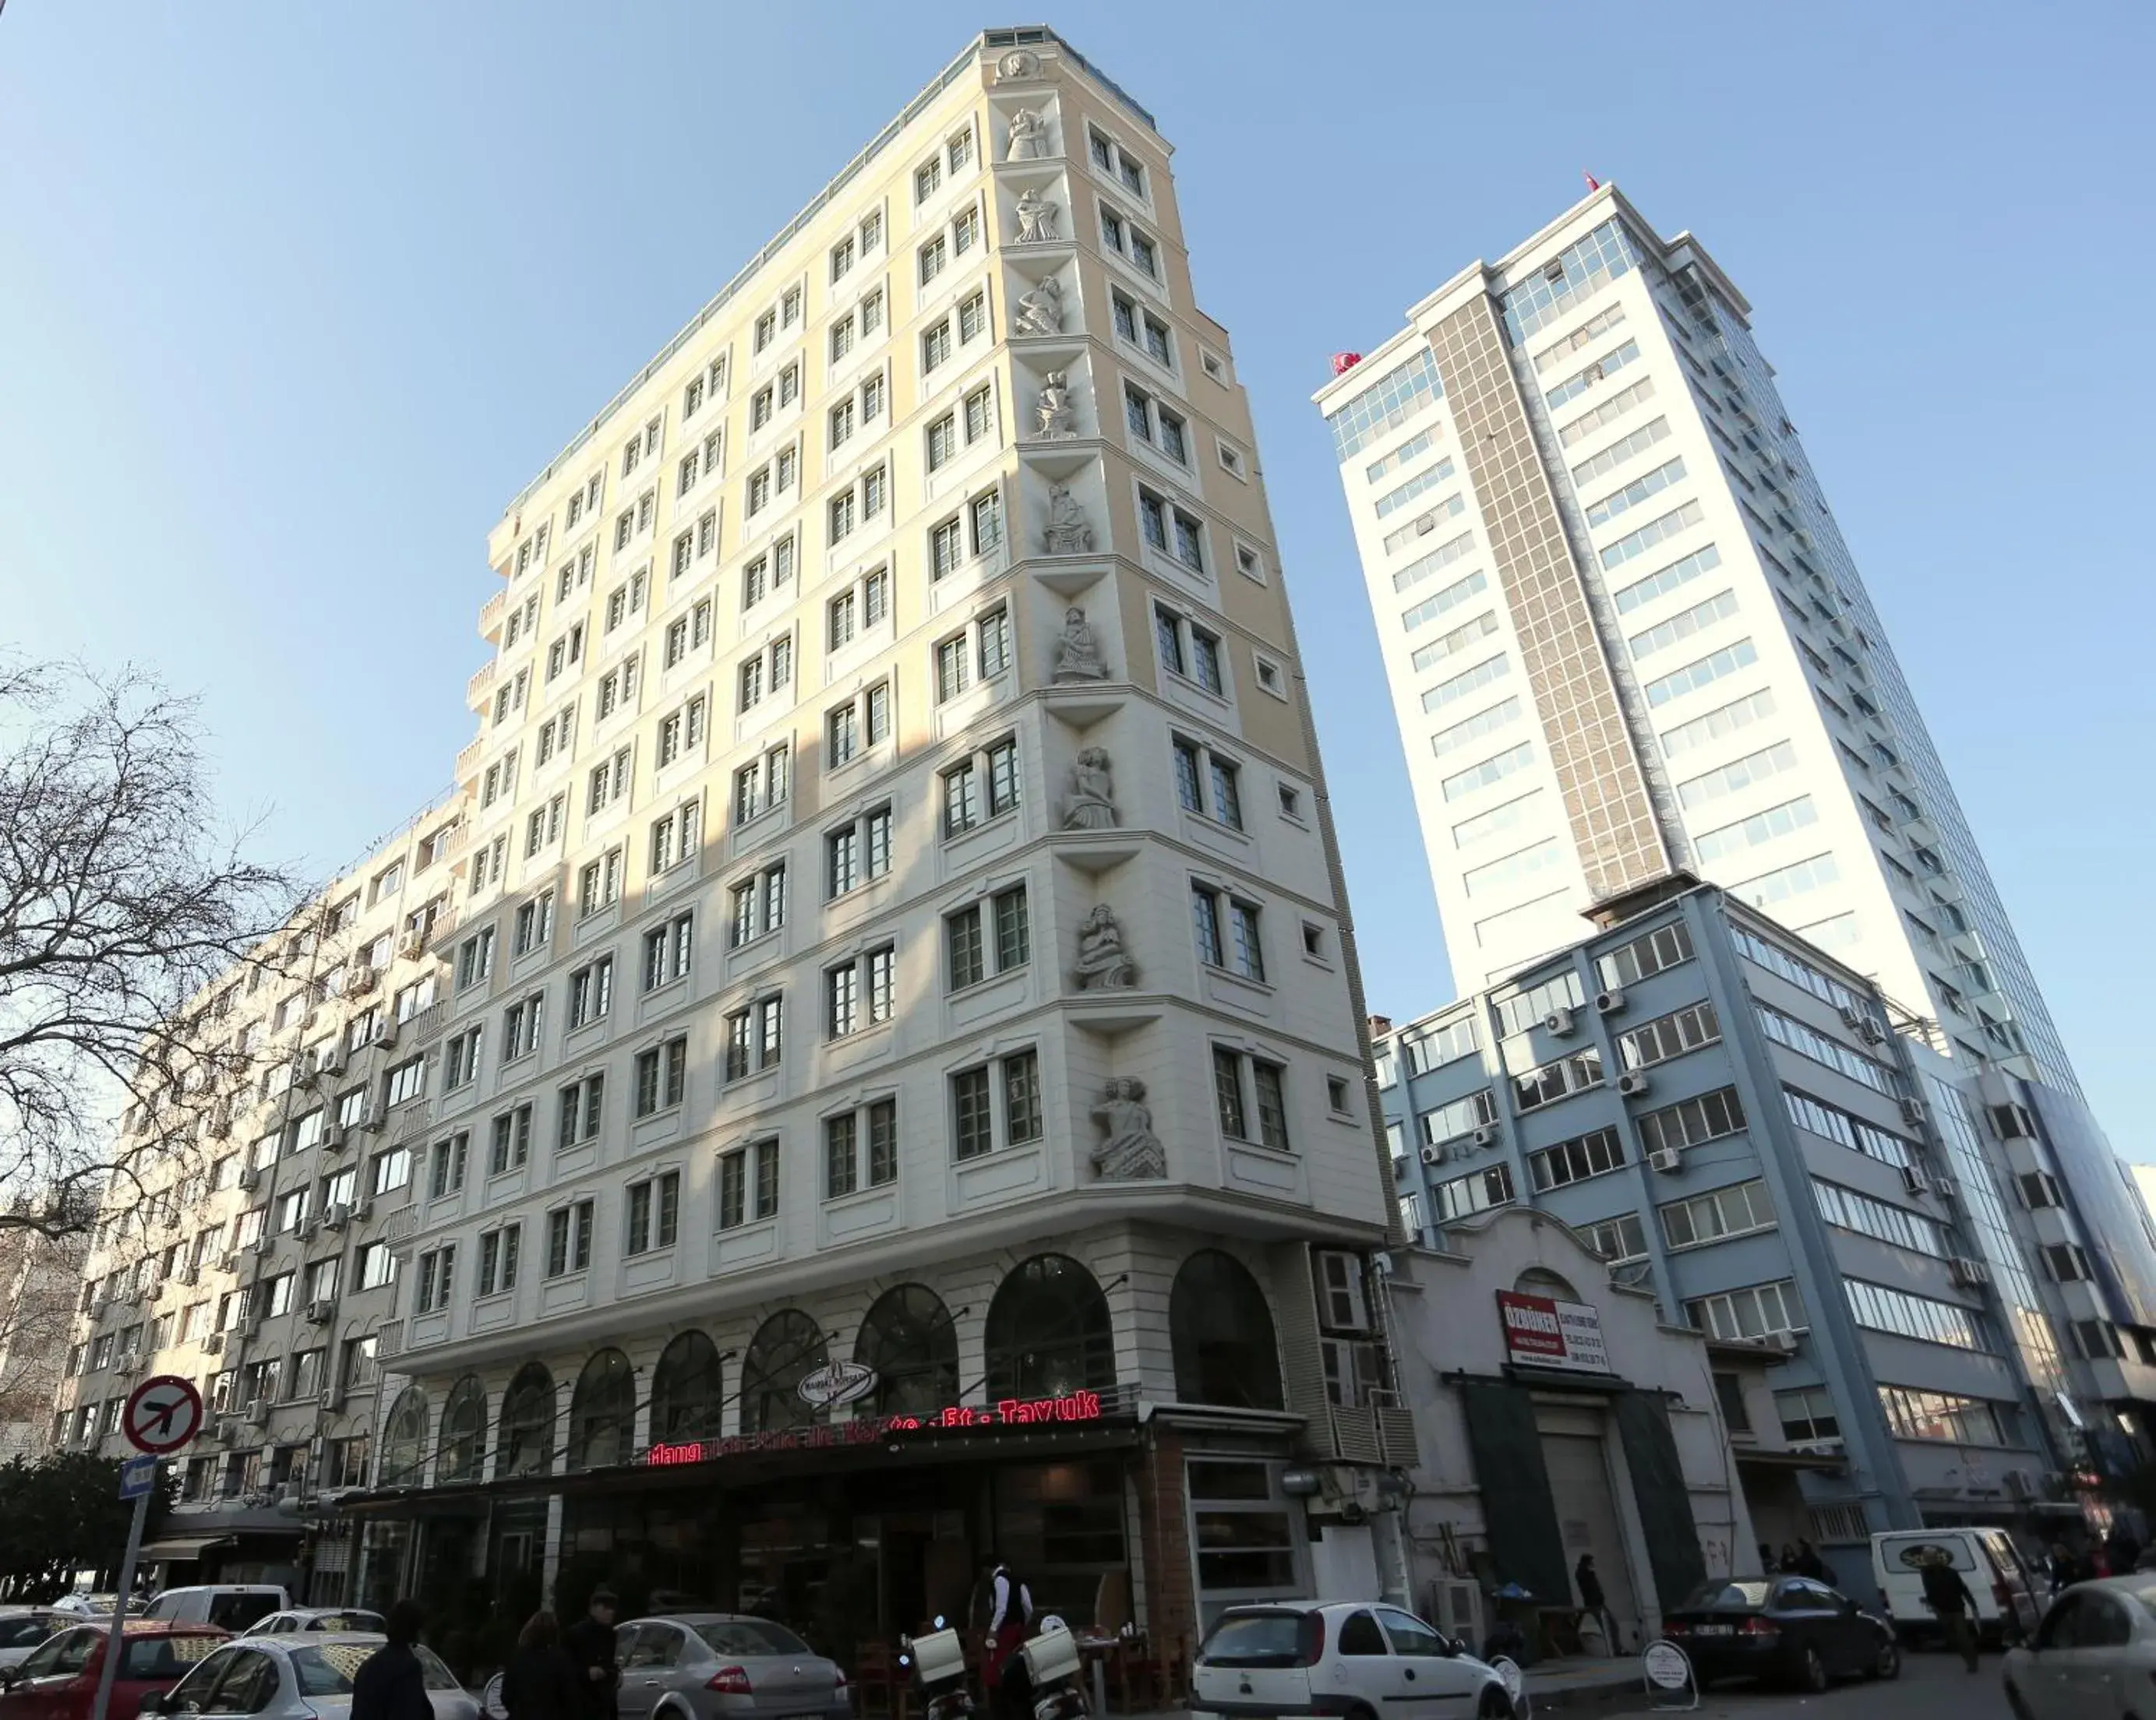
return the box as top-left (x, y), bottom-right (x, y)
top-left (0, 1613), bottom-right (60, 1673)
top-left (143, 1632), bottom-right (478, 1720)
top-left (612, 1616), bottom-right (851, 1720)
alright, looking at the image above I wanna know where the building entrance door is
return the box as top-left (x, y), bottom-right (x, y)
top-left (1539, 1428), bottom-right (1638, 1652)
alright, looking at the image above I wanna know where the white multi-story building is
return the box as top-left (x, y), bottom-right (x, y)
top-left (1314, 185), bottom-right (2077, 1100)
top-left (335, 27), bottom-right (1403, 1648)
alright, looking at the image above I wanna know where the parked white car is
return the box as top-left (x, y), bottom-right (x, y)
top-left (0, 1612), bottom-right (60, 1672)
top-left (140, 1589), bottom-right (289, 1634)
top-left (143, 1632), bottom-right (478, 1720)
top-left (2002, 1577), bottom-right (2156, 1720)
top-left (1191, 1602), bottom-right (1516, 1720)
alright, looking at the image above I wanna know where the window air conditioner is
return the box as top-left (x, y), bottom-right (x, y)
top-left (1768, 1330), bottom-right (1801, 1353)
top-left (1470, 1123), bottom-right (1501, 1149)
top-left (306, 1299), bottom-right (336, 1325)
top-left (1419, 1144), bottom-right (1445, 1168)
top-left (1544, 1006), bottom-right (1577, 1038)
top-left (1648, 1146), bottom-right (1683, 1174)
top-left (1900, 1096), bottom-right (1928, 1129)
top-left (1837, 1005), bottom-right (1866, 1031)
top-left (200, 1331), bottom-right (226, 1355)
top-left (1950, 1256), bottom-right (1992, 1289)
top-left (1900, 1165), bottom-right (1930, 1197)
top-left (1617, 1070), bottom-right (1652, 1098)
top-left (323, 1203), bottom-right (351, 1231)
top-left (321, 1385), bottom-right (347, 1413)
top-left (1595, 989), bottom-right (1626, 1016)
top-left (245, 1401), bottom-right (270, 1428)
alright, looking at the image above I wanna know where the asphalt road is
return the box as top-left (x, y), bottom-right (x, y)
top-left (1597, 1640), bottom-right (2012, 1720)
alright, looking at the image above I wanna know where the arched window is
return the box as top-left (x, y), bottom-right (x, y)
top-left (497, 1362), bottom-right (556, 1478)
top-left (651, 1332), bottom-right (724, 1443)
top-left (566, 1349), bottom-right (636, 1471)
top-left (437, 1376), bottom-right (488, 1482)
top-left (742, 1311), bottom-right (827, 1433)
top-left (854, 1285), bottom-right (958, 1416)
top-left (379, 1387), bottom-right (429, 1486)
top-left (1170, 1250), bottom-right (1284, 1411)
top-left (1516, 1267), bottom-right (1578, 1301)
top-left (984, 1253), bottom-right (1116, 1398)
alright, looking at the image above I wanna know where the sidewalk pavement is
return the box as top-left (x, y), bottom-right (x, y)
top-left (1520, 1655), bottom-right (1650, 1707)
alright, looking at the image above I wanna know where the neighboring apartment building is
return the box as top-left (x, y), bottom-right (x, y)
top-left (1314, 184), bottom-right (2078, 1105)
top-left (0, 1225), bottom-right (88, 1464)
top-left (48, 803), bottom-right (464, 1598)
top-left (337, 28), bottom-right (1397, 1646)
top-left (1373, 880), bottom-right (2148, 1602)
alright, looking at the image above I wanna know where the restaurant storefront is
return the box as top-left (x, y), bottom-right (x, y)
top-left (341, 1233), bottom-right (1357, 1675)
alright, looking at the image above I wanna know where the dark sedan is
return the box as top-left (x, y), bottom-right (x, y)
top-left (1660, 1576), bottom-right (1900, 1691)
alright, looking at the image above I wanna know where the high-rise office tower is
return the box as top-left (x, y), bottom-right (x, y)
top-left (333, 29), bottom-right (1400, 1625)
top-left (1316, 185), bottom-right (2077, 1098)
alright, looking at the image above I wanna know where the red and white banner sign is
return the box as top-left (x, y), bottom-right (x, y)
top-left (1497, 1291), bottom-right (1611, 1374)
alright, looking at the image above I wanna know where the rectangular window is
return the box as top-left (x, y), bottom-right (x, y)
top-left (1618, 1001), bottom-right (1721, 1068)
top-left (545, 1200), bottom-right (595, 1276)
top-left (487, 1103), bottom-right (533, 1175)
top-left (1527, 1125), bottom-right (1627, 1190)
top-left (1638, 1086), bottom-right (1747, 1156)
top-left (625, 1172), bottom-right (681, 1256)
top-left (1513, 1047), bottom-right (1603, 1112)
top-left (1660, 1178), bottom-right (1777, 1249)
top-left (1685, 1279), bottom-right (1805, 1341)
top-left (630, 1044), bottom-right (685, 1121)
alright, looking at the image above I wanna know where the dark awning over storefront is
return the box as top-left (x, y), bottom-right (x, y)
top-left (140, 1535), bottom-right (235, 1560)
top-left (340, 1390), bottom-right (1146, 1518)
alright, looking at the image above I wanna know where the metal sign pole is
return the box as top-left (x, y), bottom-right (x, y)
top-left (89, 1470), bottom-right (154, 1720)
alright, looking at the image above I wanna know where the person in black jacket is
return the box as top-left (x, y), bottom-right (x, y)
top-left (563, 1589), bottom-right (621, 1720)
top-left (352, 1601), bottom-right (435, 1720)
top-left (503, 1612), bottom-right (584, 1720)
top-left (1920, 1554), bottom-right (1980, 1672)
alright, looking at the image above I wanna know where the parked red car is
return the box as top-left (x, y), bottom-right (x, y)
top-left (0, 1621), bottom-right (227, 1720)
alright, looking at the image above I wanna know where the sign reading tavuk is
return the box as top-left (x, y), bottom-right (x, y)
top-left (641, 1386), bottom-right (1117, 1468)
top-left (1496, 1290), bottom-right (1613, 1374)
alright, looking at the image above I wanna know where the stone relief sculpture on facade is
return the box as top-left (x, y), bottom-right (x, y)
top-left (1091, 1078), bottom-right (1166, 1179)
top-left (1012, 275), bottom-right (1064, 337)
top-left (1005, 107), bottom-right (1052, 160)
top-left (997, 48), bottom-right (1042, 83)
top-left (1072, 904), bottom-right (1138, 990)
top-left (1013, 188), bottom-right (1060, 244)
top-left (1051, 605), bottom-right (1108, 681)
top-left (1043, 487), bottom-right (1096, 555)
top-left (1060, 748), bottom-right (1119, 830)
top-left (1033, 371), bottom-right (1076, 440)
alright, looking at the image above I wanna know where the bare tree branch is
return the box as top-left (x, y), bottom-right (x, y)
top-left (0, 659), bottom-right (308, 1242)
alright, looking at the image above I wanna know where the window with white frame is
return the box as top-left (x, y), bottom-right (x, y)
top-left (514, 890), bottom-right (556, 956)
top-left (502, 992), bottom-right (545, 1062)
top-left (535, 701), bottom-right (576, 765)
top-left (933, 604), bottom-right (1011, 702)
top-left (626, 1171), bottom-right (680, 1255)
top-left (456, 927), bottom-right (495, 991)
top-left (566, 957), bottom-right (612, 1030)
top-left (1124, 383), bottom-right (1189, 463)
top-left (576, 848), bottom-right (624, 918)
top-left (1086, 125), bottom-right (1147, 196)
top-left (723, 996), bottom-right (785, 1080)
top-left (648, 797), bottom-right (701, 876)
top-left (443, 1024), bottom-right (482, 1093)
top-left (824, 680), bottom-right (891, 768)
top-left (824, 1098), bottom-right (898, 1197)
top-left (1098, 203), bottom-right (1159, 277)
top-left (489, 1112), bottom-right (530, 1181)
top-left (1171, 735), bottom-right (1244, 830)
top-left (524, 795), bottom-right (566, 860)
top-left (1110, 290), bottom-right (1173, 366)
top-left (732, 742), bottom-right (790, 821)
top-left (946, 884), bottom-right (1029, 990)
top-left (478, 1223), bottom-right (520, 1295)
top-left (942, 736), bottom-right (1021, 837)
top-left (415, 1245), bottom-right (456, 1313)
top-left (595, 656), bottom-right (638, 718)
top-left (545, 1200), bottom-right (595, 1277)
top-left (640, 913), bottom-right (694, 992)
top-left (718, 1137), bottom-right (779, 1228)
top-left (585, 745), bottom-right (633, 816)
top-left (1140, 492), bottom-right (1207, 573)
top-left (951, 1049), bottom-right (1042, 1160)
top-left (1155, 604), bottom-right (1227, 692)
top-left (1192, 882), bottom-right (1265, 982)
top-left (557, 1073), bottom-right (605, 1150)
top-left (826, 944), bottom-right (897, 1038)
top-left (826, 805), bottom-right (894, 897)
top-left (1212, 1045), bottom-right (1290, 1149)
top-left (827, 463), bottom-right (887, 548)
top-left (729, 862), bottom-right (787, 948)
top-left (655, 694), bottom-right (707, 766)
top-left (1661, 1177), bottom-right (1777, 1249)
top-left (921, 315), bottom-right (952, 373)
top-left (635, 1036), bottom-right (689, 1117)
top-left (737, 636), bottom-right (794, 714)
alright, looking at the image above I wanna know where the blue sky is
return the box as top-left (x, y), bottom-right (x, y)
top-left (2, 2), bottom-right (2148, 1152)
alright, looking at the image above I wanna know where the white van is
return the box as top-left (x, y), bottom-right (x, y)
top-left (140, 1586), bottom-right (289, 1631)
top-left (1871, 1528), bottom-right (2041, 1645)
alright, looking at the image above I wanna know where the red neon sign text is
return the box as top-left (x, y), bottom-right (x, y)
top-left (640, 1390), bottom-right (1105, 1466)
